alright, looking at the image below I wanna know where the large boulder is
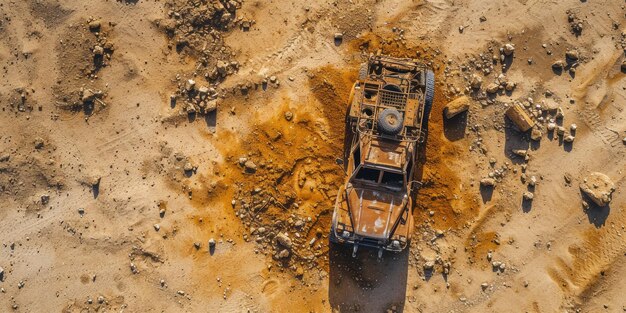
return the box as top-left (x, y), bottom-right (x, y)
top-left (444, 96), bottom-right (470, 119)
top-left (580, 172), bottom-right (615, 206)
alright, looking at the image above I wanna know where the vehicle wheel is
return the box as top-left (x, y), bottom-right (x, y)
top-left (377, 108), bottom-right (404, 135)
top-left (358, 63), bottom-right (368, 80)
top-left (422, 69), bottom-right (435, 131)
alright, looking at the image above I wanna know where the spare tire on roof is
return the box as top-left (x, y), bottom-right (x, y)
top-left (378, 108), bottom-right (404, 135)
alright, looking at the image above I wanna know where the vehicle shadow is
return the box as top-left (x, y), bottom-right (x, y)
top-left (328, 243), bottom-right (408, 312)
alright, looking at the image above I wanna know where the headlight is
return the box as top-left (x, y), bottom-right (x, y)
top-left (342, 231), bottom-right (351, 238)
top-left (392, 240), bottom-right (400, 248)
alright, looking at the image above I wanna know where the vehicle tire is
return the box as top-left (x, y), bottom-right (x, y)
top-left (377, 108), bottom-right (404, 135)
top-left (358, 63), bottom-right (368, 80)
top-left (423, 69), bottom-right (435, 131)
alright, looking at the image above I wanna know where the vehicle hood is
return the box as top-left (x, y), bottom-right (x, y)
top-left (346, 186), bottom-right (408, 239)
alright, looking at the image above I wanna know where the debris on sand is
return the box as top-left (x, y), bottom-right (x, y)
top-left (580, 172), bottom-right (615, 206)
top-left (444, 96), bottom-right (470, 119)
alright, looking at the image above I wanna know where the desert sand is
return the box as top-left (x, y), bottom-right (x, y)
top-left (0, 0), bottom-right (625, 312)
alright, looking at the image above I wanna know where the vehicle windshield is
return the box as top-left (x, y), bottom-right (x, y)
top-left (353, 166), bottom-right (405, 191)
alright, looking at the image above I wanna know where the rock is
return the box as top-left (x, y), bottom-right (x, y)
top-left (505, 82), bottom-right (516, 91)
top-left (198, 86), bottom-right (209, 96)
top-left (284, 111), bottom-right (293, 121)
top-left (530, 128), bottom-right (542, 141)
top-left (512, 149), bottom-right (527, 157)
top-left (208, 238), bottom-right (216, 247)
top-left (278, 249), bottom-right (290, 259)
top-left (444, 96), bottom-right (470, 119)
top-left (502, 43), bottom-right (515, 56)
top-left (0, 154), bottom-right (9, 162)
top-left (469, 74), bottom-right (482, 89)
top-left (244, 160), bottom-right (257, 173)
top-left (547, 122), bottom-right (556, 131)
top-left (481, 282), bottom-right (489, 290)
top-left (523, 280), bottom-right (529, 287)
top-left (295, 266), bottom-right (305, 278)
top-left (570, 124), bottom-right (577, 131)
top-left (506, 103), bottom-right (535, 132)
top-left (552, 60), bottom-right (566, 69)
top-left (205, 99), bottom-right (218, 113)
top-left (486, 83), bottom-right (499, 94)
top-left (276, 233), bottom-right (292, 249)
top-left (184, 162), bottom-right (193, 172)
top-left (185, 79), bottom-right (196, 92)
top-left (564, 135), bottom-right (575, 143)
top-left (0, 266), bottom-right (4, 280)
top-left (423, 261), bottom-right (435, 270)
top-left (193, 242), bottom-right (201, 249)
top-left (334, 33), bottom-right (343, 41)
top-left (216, 60), bottom-right (229, 75)
top-left (34, 137), bottom-right (45, 149)
top-left (499, 263), bottom-right (506, 270)
top-left (88, 20), bottom-right (101, 31)
top-left (90, 176), bottom-right (101, 187)
top-left (153, 224), bottom-right (160, 231)
top-left (529, 176), bottom-right (537, 187)
top-left (556, 126), bottom-right (566, 136)
top-left (565, 49), bottom-right (579, 61)
top-left (41, 195), bottom-right (50, 205)
top-left (480, 178), bottom-right (497, 187)
top-left (130, 262), bottom-right (138, 274)
top-left (93, 45), bottom-right (104, 56)
top-left (523, 192), bottom-right (534, 201)
top-left (579, 172), bottom-right (615, 206)
top-left (78, 208), bottom-right (85, 215)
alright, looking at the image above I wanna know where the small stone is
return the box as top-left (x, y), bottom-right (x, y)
top-left (423, 261), bottom-right (435, 270)
top-left (486, 83), bottom-right (499, 94)
top-left (78, 208), bottom-right (85, 215)
top-left (505, 82), bottom-right (516, 91)
top-left (34, 137), bottom-right (45, 149)
top-left (499, 263), bottom-right (506, 270)
top-left (130, 262), bottom-right (138, 274)
top-left (557, 126), bottom-right (566, 136)
top-left (284, 111), bottom-right (294, 121)
top-left (523, 280), bottom-right (529, 287)
top-left (512, 149), bottom-right (527, 157)
top-left (552, 60), bottom-right (565, 69)
top-left (295, 267), bottom-right (305, 278)
top-left (502, 43), bottom-right (515, 56)
top-left (185, 79), bottom-right (196, 91)
top-left (530, 128), bottom-right (542, 141)
top-left (470, 74), bottom-right (482, 89)
top-left (177, 290), bottom-right (185, 296)
top-left (193, 242), bottom-right (201, 249)
top-left (278, 249), bottom-right (290, 259)
top-left (480, 178), bottom-right (496, 187)
top-left (208, 238), bottom-right (216, 247)
top-left (276, 233), bottom-right (293, 249)
top-left (547, 123), bottom-right (556, 131)
top-left (334, 32), bottom-right (343, 40)
top-left (184, 162), bottom-right (193, 172)
top-left (564, 135), bottom-right (575, 143)
top-left (88, 20), bottom-right (101, 31)
top-left (523, 192), bottom-right (534, 201)
top-left (570, 124), bottom-right (577, 131)
top-left (244, 160), bottom-right (257, 173)
top-left (565, 49), bottom-right (579, 60)
top-left (153, 224), bottom-right (160, 231)
top-left (93, 45), bottom-right (104, 56)
top-left (269, 76), bottom-right (277, 83)
top-left (481, 282), bottom-right (489, 290)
